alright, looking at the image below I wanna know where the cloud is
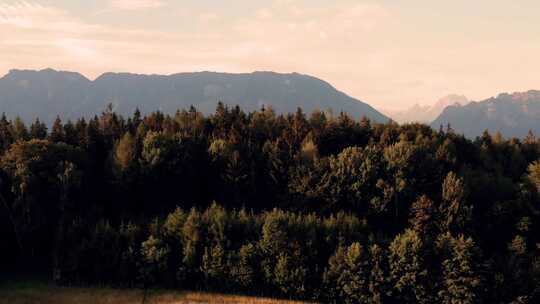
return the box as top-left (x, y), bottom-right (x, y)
top-left (0, 0), bottom-right (398, 101)
top-left (256, 8), bottom-right (272, 20)
top-left (233, 2), bottom-right (393, 55)
top-left (198, 12), bottom-right (218, 23)
top-left (0, 0), bottom-right (391, 65)
top-left (0, 1), bottom-right (76, 30)
top-left (6, 0), bottom-right (536, 110)
top-left (109, 0), bottom-right (165, 11)
top-left (0, 1), bottom-right (174, 71)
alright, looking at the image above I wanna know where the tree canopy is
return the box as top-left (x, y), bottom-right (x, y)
top-left (0, 105), bottom-right (539, 303)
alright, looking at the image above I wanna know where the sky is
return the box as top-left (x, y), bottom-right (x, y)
top-left (1, 0), bottom-right (540, 111)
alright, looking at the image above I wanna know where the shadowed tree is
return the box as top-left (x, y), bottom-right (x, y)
top-left (440, 172), bottom-right (471, 234)
top-left (29, 118), bottom-right (47, 140)
top-left (409, 195), bottom-right (439, 238)
top-left (527, 160), bottom-right (540, 194)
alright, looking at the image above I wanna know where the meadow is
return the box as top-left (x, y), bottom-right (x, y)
top-left (0, 281), bottom-right (313, 304)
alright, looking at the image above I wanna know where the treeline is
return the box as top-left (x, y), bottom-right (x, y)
top-left (0, 103), bottom-right (539, 303)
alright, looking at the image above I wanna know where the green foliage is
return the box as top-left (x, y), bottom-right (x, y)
top-left (230, 243), bottom-right (258, 290)
top-left (201, 244), bottom-right (228, 288)
top-left (368, 244), bottom-right (389, 304)
top-left (141, 131), bottom-right (176, 168)
top-left (182, 208), bottom-right (203, 269)
top-left (509, 235), bottom-right (528, 256)
top-left (341, 242), bottom-right (370, 303)
top-left (389, 229), bottom-right (431, 303)
top-left (527, 160), bottom-right (540, 194)
top-left (273, 253), bottom-right (308, 297)
top-left (441, 172), bottom-right (471, 233)
top-left (0, 105), bottom-right (539, 302)
top-left (409, 195), bottom-right (439, 238)
top-left (114, 132), bottom-right (137, 172)
top-left (323, 245), bottom-right (347, 300)
top-left (437, 233), bottom-right (482, 304)
top-left (140, 235), bottom-right (170, 284)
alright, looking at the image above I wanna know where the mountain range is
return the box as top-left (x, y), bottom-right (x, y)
top-left (0, 69), bottom-right (388, 125)
top-left (431, 90), bottom-right (540, 138)
top-left (2, 68), bottom-right (540, 139)
top-left (383, 94), bottom-right (469, 124)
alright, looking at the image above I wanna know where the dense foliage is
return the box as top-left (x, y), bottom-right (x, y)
top-left (1, 104), bottom-right (539, 303)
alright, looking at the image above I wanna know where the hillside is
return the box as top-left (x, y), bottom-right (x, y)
top-left (431, 90), bottom-right (540, 138)
top-left (0, 69), bottom-right (388, 124)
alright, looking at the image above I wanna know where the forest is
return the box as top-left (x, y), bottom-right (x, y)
top-left (0, 103), bottom-right (539, 303)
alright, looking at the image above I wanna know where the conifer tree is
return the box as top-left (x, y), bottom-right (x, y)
top-left (389, 229), bottom-right (431, 303)
top-left (323, 245), bottom-right (347, 301)
top-left (437, 233), bottom-right (482, 304)
top-left (368, 244), bottom-right (389, 304)
top-left (440, 172), bottom-right (471, 234)
top-left (231, 243), bottom-right (258, 290)
top-left (12, 117), bottom-right (29, 141)
top-left (341, 242), bottom-right (370, 303)
top-left (409, 195), bottom-right (438, 238)
top-left (201, 244), bottom-right (228, 289)
top-left (50, 116), bottom-right (65, 143)
top-left (29, 118), bottom-right (47, 139)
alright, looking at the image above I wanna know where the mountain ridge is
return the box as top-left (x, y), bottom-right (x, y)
top-left (0, 68), bottom-right (388, 125)
top-left (431, 90), bottom-right (540, 138)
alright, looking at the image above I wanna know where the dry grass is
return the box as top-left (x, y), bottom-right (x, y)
top-left (0, 283), bottom-right (313, 304)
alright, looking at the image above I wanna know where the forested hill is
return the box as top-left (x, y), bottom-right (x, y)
top-left (0, 68), bottom-right (388, 125)
top-left (1, 105), bottom-right (539, 302)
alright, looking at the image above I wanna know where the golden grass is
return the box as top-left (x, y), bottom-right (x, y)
top-left (0, 284), bottom-right (314, 304)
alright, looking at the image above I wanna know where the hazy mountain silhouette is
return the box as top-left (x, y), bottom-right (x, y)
top-left (384, 94), bottom-right (469, 124)
top-left (0, 69), bottom-right (388, 124)
top-left (431, 90), bottom-right (540, 138)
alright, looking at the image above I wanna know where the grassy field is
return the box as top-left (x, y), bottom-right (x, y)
top-left (0, 281), bottom-right (313, 304)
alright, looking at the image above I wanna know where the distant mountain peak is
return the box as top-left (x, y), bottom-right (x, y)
top-left (432, 89), bottom-right (540, 138)
top-left (434, 94), bottom-right (468, 108)
top-left (384, 94), bottom-right (468, 124)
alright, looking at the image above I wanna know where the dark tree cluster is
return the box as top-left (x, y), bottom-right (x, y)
top-left (1, 104), bottom-right (539, 303)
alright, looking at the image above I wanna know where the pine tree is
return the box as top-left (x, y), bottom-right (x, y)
top-left (231, 243), bottom-right (258, 290)
top-left (437, 233), bottom-right (482, 304)
top-left (0, 113), bottom-right (14, 152)
top-left (50, 116), bottom-right (65, 143)
top-left (323, 245), bottom-right (347, 301)
top-left (527, 160), bottom-right (540, 193)
top-left (389, 229), bottom-right (431, 303)
top-left (12, 117), bottom-right (29, 141)
top-left (368, 244), bottom-right (389, 304)
top-left (341, 242), bottom-right (370, 303)
top-left (440, 172), bottom-right (471, 234)
top-left (273, 253), bottom-right (307, 297)
top-left (201, 244), bottom-right (228, 289)
top-left (29, 118), bottom-right (47, 139)
top-left (383, 140), bottom-right (418, 219)
top-left (409, 195), bottom-right (438, 238)
top-left (140, 235), bottom-right (170, 285)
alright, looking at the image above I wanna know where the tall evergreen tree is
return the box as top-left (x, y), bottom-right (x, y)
top-left (389, 229), bottom-right (431, 303)
top-left (437, 233), bottom-right (482, 304)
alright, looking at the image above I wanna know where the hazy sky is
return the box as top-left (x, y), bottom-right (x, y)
top-left (1, 0), bottom-right (540, 110)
